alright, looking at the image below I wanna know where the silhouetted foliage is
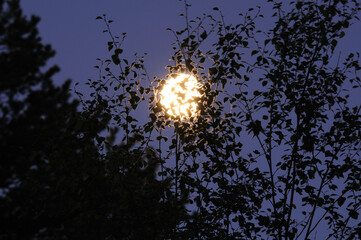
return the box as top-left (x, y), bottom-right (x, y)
top-left (1, 0), bottom-right (361, 239)
top-left (0, 0), bottom-right (180, 239)
top-left (91, 0), bottom-right (361, 239)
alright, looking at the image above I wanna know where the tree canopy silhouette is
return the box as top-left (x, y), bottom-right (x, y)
top-left (0, 0), bottom-right (180, 239)
top-left (1, 0), bottom-right (361, 239)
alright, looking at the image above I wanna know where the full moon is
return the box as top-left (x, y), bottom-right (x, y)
top-left (159, 73), bottom-right (201, 119)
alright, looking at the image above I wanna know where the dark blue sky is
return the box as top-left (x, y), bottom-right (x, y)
top-left (20, 0), bottom-right (361, 99)
top-left (19, 0), bottom-right (265, 87)
top-left (21, 0), bottom-right (361, 91)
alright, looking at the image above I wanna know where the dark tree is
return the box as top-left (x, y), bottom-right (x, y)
top-left (0, 1), bottom-right (179, 239)
top-left (0, 0), bottom-right (76, 189)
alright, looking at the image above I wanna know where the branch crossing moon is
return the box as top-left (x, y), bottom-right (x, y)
top-left (159, 73), bottom-right (201, 119)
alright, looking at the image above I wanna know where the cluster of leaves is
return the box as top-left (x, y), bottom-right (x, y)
top-left (89, 0), bottom-right (361, 239)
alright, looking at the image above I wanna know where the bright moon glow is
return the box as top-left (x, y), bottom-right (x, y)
top-left (159, 73), bottom-right (201, 118)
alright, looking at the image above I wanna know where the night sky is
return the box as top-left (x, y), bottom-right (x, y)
top-left (19, 1), bottom-right (261, 88)
top-left (20, 0), bottom-right (361, 94)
